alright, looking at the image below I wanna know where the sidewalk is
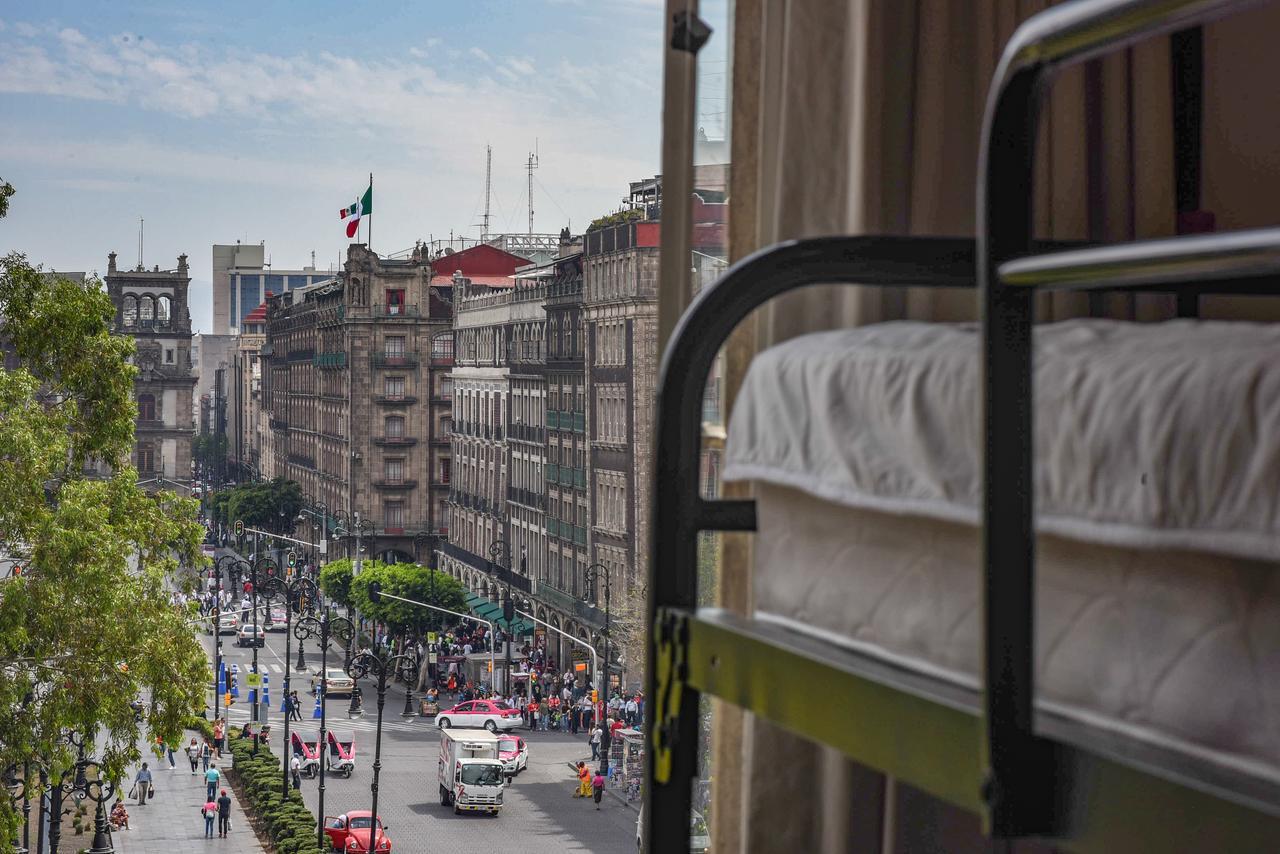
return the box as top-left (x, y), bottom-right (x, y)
top-left (114, 740), bottom-right (264, 854)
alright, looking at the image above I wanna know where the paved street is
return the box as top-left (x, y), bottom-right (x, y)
top-left (200, 608), bottom-right (637, 853)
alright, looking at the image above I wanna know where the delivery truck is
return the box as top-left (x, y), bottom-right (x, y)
top-left (438, 728), bottom-right (505, 815)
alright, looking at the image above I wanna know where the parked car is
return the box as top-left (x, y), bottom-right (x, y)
top-left (236, 623), bottom-right (265, 647)
top-left (435, 699), bottom-right (522, 732)
top-left (200, 543), bottom-right (216, 559)
top-left (311, 667), bottom-right (355, 697)
top-left (323, 811), bottom-right (391, 852)
top-left (498, 734), bottom-right (528, 775)
top-left (266, 607), bottom-right (288, 631)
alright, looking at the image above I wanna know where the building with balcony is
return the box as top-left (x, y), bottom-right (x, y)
top-left (263, 242), bottom-right (463, 562)
top-left (105, 252), bottom-right (197, 488)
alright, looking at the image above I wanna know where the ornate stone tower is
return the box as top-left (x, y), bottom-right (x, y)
top-left (105, 252), bottom-right (197, 488)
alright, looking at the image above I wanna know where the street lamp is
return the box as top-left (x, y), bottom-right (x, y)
top-left (44, 758), bottom-right (84, 854)
top-left (583, 562), bottom-right (612, 775)
top-left (293, 603), bottom-right (354, 852)
top-left (488, 539), bottom-right (515, 697)
top-left (261, 574), bottom-right (318, 798)
top-left (248, 556), bottom-right (279, 752)
top-left (345, 617), bottom-right (413, 854)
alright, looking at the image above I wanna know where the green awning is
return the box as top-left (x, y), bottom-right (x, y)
top-left (464, 592), bottom-right (487, 609)
top-left (473, 601), bottom-right (504, 622)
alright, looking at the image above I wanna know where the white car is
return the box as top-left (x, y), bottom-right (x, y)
top-left (498, 734), bottom-right (528, 775)
top-left (236, 624), bottom-right (265, 647)
top-left (207, 613), bottom-right (239, 635)
top-left (311, 667), bottom-right (355, 697)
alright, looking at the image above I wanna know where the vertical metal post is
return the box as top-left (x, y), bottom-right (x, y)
top-left (317, 619), bottom-right (329, 851)
top-left (35, 769), bottom-right (46, 854)
top-left (367, 662), bottom-right (388, 854)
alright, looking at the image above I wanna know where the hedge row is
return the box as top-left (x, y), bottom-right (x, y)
top-left (226, 737), bottom-right (328, 854)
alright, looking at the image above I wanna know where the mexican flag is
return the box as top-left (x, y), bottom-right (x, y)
top-left (340, 182), bottom-right (373, 239)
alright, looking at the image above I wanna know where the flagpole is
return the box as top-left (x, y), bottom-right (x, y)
top-left (368, 172), bottom-right (373, 254)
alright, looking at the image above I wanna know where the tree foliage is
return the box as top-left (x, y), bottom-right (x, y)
top-left (344, 560), bottom-right (468, 635)
top-left (0, 252), bottom-right (207, 834)
top-left (211, 477), bottom-right (303, 532)
top-left (318, 558), bottom-right (355, 609)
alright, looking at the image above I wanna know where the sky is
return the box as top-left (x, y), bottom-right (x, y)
top-left (0, 0), bottom-right (664, 333)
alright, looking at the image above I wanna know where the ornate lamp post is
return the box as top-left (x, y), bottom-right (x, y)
top-left (583, 562), bottom-right (612, 774)
top-left (345, 620), bottom-right (412, 854)
top-left (44, 760), bottom-right (82, 854)
top-left (79, 760), bottom-right (115, 854)
top-left (214, 554), bottom-right (248, 717)
top-left (293, 604), bottom-right (354, 852)
top-left (4, 763), bottom-right (28, 853)
top-left (488, 539), bottom-right (514, 697)
top-left (261, 574), bottom-right (318, 798)
top-left (247, 556), bottom-right (279, 752)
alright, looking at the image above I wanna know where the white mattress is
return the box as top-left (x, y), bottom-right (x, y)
top-left (724, 320), bottom-right (1280, 778)
top-left (725, 320), bottom-right (1280, 561)
top-left (752, 484), bottom-right (1280, 781)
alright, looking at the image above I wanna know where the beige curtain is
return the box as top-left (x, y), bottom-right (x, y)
top-left (714, 0), bottom-right (1280, 851)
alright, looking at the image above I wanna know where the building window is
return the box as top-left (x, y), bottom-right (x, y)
top-left (385, 501), bottom-right (404, 529)
top-left (156, 294), bottom-right (172, 322)
top-left (385, 376), bottom-right (406, 398)
top-left (385, 415), bottom-right (404, 438)
top-left (137, 443), bottom-right (154, 473)
top-left (385, 336), bottom-right (405, 357)
top-left (122, 295), bottom-right (138, 326)
top-left (440, 459), bottom-right (451, 484)
top-left (386, 288), bottom-right (406, 314)
top-left (137, 393), bottom-right (156, 421)
top-left (165, 348), bottom-right (174, 364)
top-left (138, 295), bottom-right (155, 322)
top-left (384, 458), bottom-right (404, 483)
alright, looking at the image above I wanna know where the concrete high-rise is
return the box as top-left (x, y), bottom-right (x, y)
top-left (212, 242), bottom-right (333, 334)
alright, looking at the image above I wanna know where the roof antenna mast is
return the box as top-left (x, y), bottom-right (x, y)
top-left (527, 140), bottom-right (539, 235)
top-left (482, 144), bottom-right (493, 242)
top-left (138, 217), bottom-right (144, 270)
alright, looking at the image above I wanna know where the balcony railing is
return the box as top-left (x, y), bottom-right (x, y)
top-left (370, 303), bottom-right (420, 318)
top-left (373, 352), bottom-right (419, 368)
top-left (534, 581), bottom-right (606, 628)
top-left (372, 478), bottom-right (419, 490)
top-left (375, 394), bottom-right (418, 405)
top-left (313, 352), bottom-right (347, 369)
top-left (372, 436), bottom-right (418, 447)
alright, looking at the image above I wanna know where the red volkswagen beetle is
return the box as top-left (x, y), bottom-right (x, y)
top-left (323, 811), bottom-right (391, 852)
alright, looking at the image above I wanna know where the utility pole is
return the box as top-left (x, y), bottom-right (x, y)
top-left (526, 143), bottom-right (539, 235)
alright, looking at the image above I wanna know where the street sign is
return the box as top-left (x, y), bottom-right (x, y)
top-left (427, 632), bottom-right (437, 643)
top-left (245, 673), bottom-right (262, 688)
top-left (428, 653), bottom-right (437, 664)
top-left (574, 662), bottom-right (587, 672)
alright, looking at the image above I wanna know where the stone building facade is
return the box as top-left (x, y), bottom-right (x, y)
top-left (106, 252), bottom-right (196, 488)
top-left (263, 244), bottom-right (456, 562)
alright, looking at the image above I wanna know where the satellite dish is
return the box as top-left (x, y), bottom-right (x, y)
top-left (443, 247), bottom-right (456, 255)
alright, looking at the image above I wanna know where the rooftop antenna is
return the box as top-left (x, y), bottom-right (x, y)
top-left (527, 140), bottom-right (539, 235)
top-left (482, 144), bottom-right (493, 241)
top-left (311, 250), bottom-right (316, 268)
top-left (137, 217), bottom-right (144, 270)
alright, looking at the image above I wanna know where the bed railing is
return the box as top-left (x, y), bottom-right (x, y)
top-left (645, 0), bottom-right (1280, 851)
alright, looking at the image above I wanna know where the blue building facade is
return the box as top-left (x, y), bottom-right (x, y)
top-left (228, 270), bottom-right (334, 331)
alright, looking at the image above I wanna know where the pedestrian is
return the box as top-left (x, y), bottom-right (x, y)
top-left (212, 719), bottom-right (225, 758)
top-left (205, 763), bottom-right (221, 802)
top-left (589, 725), bottom-right (602, 762)
top-left (592, 771), bottom-right (606, 809)
top-left (290, 755), bottom-right (302, 790)
top-left (132, 763), bottom-right (152, 805)
top-left (165, 741), bottom-right (177, 770)
top-left (110, 800), bottom-right (130, 830)
top-left (574, 762), bottom-right (591, 798)
top-left (201, 797), bottom-right (217, 838)
top-left (186, 738), bottom-right (201, 774)
top-left (216, 789), bottom-right (232, 837)
top-left (200, 740), bottom-right (212, 772)
top-left (292, 691), bottom-right (303, 721)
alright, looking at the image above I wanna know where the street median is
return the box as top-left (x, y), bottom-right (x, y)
top-left (226, 737), bottom-right (327, 854)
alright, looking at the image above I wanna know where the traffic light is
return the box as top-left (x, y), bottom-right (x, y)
top-left (234, 519), bottom-right (244, 539)
top-left (367, 581), bottom-right (382, 603)
top-left (286, 550), bottom-right (296, 569)
top-left (591, 689), bottom-right (598, 704)
top-left (503, 596), bottom-right (514, 622)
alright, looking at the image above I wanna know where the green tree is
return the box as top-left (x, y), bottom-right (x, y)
top-left (318, 558), bottom-right (355, 608)
top-left (0, 178), bottom-right (13, 219)
top-left (350, 561), bottom-right (467, 635)
top-left (0, 252), bottom-right (207, 835)
top-left (221, 477), bottom-right (303, 532)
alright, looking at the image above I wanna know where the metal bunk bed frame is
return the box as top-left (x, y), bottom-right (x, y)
top-left (644, 1), bottom-right (1280, 851)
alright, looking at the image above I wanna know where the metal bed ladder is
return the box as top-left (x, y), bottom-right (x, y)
top-left (644, 1), bottom-right (1280, 851)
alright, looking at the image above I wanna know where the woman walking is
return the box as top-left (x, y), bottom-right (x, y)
top-left (201, 798), bottom-right (216, 838)
top-left (186, 738), bottom-right (201, 774)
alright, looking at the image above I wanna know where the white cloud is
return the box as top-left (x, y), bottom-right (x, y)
top-left (507, 57), bottom-right (535, 76)
top-left (468, 46), bottom-right (492, 63)
top-left (13, 21), bottom-right (38, 38)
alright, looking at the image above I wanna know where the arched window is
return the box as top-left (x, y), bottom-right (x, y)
top-left (137, 393), bottom-right (156, 421)
top-left (138, 295), bottom-right (155, 322)
top-left (156, 294), bottom-right (171, 322)
top-left (385, 415), bottom-right (405, 438)
top-left (123, 295), bottom-right (138, 326)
